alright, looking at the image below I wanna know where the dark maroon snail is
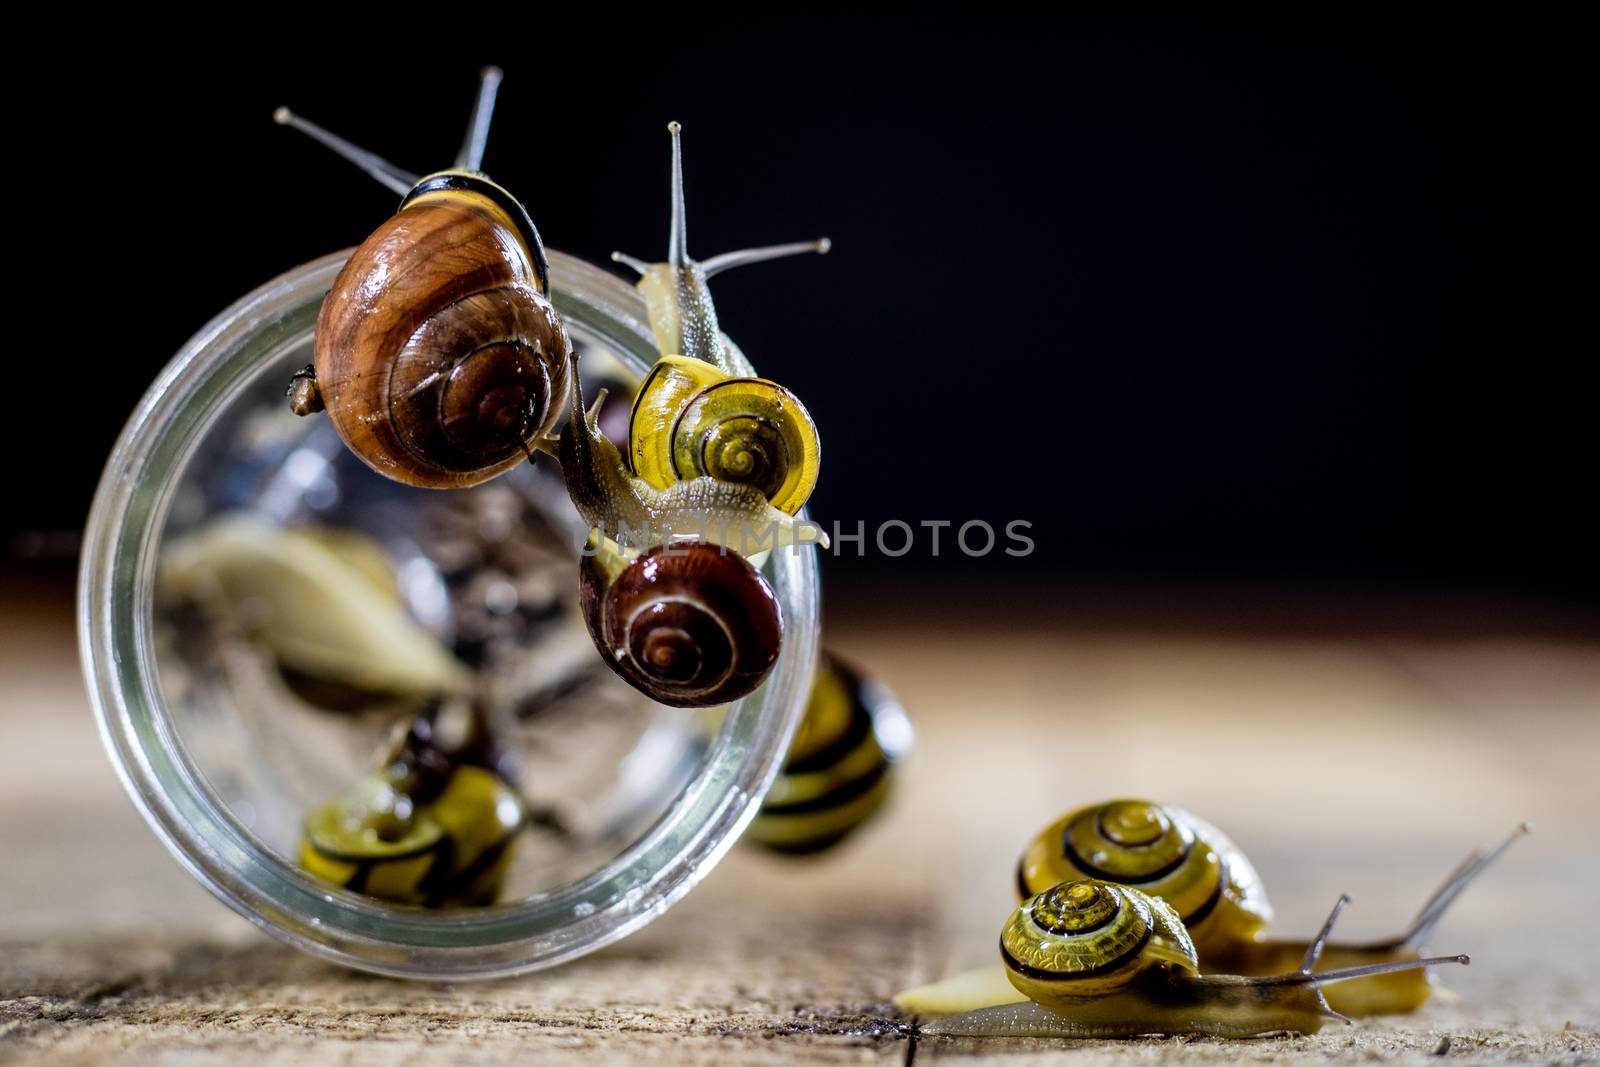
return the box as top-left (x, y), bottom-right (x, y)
top-left (579, 540), bottom-right (783, 708)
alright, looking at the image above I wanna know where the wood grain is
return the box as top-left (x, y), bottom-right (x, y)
top-left (2, 574), bottom-right (1596, 1064)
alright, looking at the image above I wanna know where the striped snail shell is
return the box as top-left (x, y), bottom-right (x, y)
top-left (579, 540), bottom-right (783, 708)
top-left (628, 355), bottom-right (821, 515)
top-left (1003, 880), bottom-right (1199, 1001)
top-left (299, 763), bottom-right (522, 907)
top-left (306, 172), bottom-right (571, 489)
top-left (922, 879), bottom-right (1470, 1038)
top-left (1017, 799), bottom-right (1272, 958)
top-left (749, 652), bottom-right (910, 853)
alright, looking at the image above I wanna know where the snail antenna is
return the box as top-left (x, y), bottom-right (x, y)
top-left (701, 238), bottom-right (832, 278)
top-left (455, 65), bottom-right (504, 172)
top-left (667, 121), bottom-right (689, 268)
top-left (1298, 894), bottom-right (1351, 974)
top-left (1300, 955), bottom-right (1471, 988)
top-left (273, 107), bottom-right (419, 197)
top-left (610, 251), bottom-right (651, 276)
top-left (1401, 822), bottom-right (1532, 948)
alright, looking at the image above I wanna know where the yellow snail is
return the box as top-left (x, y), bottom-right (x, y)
top-left (551, 350), bottom-right (827, 555)
top-left (613, 122), bottom-right (825, 515)
top-left (747, 652), bottom-right (913, 853)
top-left (277, 67), bottom-right (571, 489)
top-left (1015, 799), bottom-right (1528, 1015)
top-left (921, 879), bottom-right (1468, 1038)
top-left (300, 700), bottom-right (524, 907)
top-left (898, 800), bottom-right (1525, 1018)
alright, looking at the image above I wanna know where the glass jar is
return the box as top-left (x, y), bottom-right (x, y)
top-left (78, 249), bottom-right (820, 978)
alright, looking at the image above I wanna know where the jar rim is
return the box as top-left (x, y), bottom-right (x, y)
top-left (77, 249), bottom-right (819, 979)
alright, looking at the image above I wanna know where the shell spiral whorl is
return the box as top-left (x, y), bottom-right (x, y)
top-left (311, 181), bottom-right (570, 489)
top-left (629, 356), bottom-right (821, 515)
top-left (1003, 880), bottom-right (1197, 998)
top-left (580, 542), bottom-right (783, 708)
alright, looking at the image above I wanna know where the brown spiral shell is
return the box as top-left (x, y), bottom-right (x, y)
top-left (579, 542), bottom-right (783, 708)
top-left (312, 174), bottom-right (570, 489)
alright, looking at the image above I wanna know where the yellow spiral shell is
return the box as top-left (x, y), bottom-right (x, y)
top-left (300, 766), bottom-right (521, 907)
top-left (1017, 799), bottom-right (1272, 958)
top-left (747, 653), bottom-right (905, 853)
top-left (1003, 880), bottom-right (1198, 1004)
top-left (627, 355), bottom-right (821, 515)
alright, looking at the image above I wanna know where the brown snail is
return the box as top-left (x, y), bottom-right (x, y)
top-left (579, 536), bottom-right (783, 708)
top-left (278, 67), bottom-right (571, 489)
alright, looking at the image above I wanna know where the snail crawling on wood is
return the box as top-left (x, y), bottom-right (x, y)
top-left (899, 799), bottom-right (1528, 1027)
top-left (922, 879), bottom-right (1468, 1039)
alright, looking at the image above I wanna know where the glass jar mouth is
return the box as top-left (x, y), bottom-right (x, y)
top-left (78, 249), bottom-right (819, 979)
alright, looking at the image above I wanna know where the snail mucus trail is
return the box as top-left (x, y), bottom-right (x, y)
top-left (278, 65), bottom-right (570, 490)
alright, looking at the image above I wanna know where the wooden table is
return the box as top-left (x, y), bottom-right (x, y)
top-left (3, 574), bottom-right (1596, 1064)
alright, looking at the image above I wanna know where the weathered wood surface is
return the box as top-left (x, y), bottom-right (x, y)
top-left (2, 576), bottom-right (1597, 1064)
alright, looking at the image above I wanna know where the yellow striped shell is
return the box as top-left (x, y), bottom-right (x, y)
top-left (1017, 800), bottom-right (1272, 958)
top-left (300, 765), bottom-right (521, 907)
top-left (748, 654), bottom-right (905, 853)
top-left (628, 355), bottom-right (821, 516)
top-left (1003, 880), bottom-right (1198, 1003)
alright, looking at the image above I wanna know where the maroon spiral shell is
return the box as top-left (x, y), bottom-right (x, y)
top-left (580, 543), bottom-right (783, 708)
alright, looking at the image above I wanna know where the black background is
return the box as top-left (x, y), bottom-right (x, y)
top-left (13, 13), bottom-right (1595, 600)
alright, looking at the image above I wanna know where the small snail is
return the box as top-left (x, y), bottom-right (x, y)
top-left (579, 536), bottom-right (783, 708)
top-left (922, 879), bottom-right (1467, 1038)
top-left (614, 123), bottom-right (826, 514)
top-left (277, 67), bottom-right (571, 489)
top-left (554, 350), bottom-right (827, 554)
top-left (300, 699), bottom-right (526, 906)
top-left (1016, 799), bottom-right (1528, 1015)
top-left (748, 652), bottom-right (912, 853)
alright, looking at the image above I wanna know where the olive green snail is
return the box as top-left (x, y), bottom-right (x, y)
top-left (613, 122), bottom-right (826, 516)
top-left (899, 799), bottom-right (1526, 1021)
top-left (277, 67), bottom-right (572, 490)
top-left (299, 699), bottom-right (526, 907)
top-left (922, 879), bottom-right (1468, 1038)
top-left (1017, 799), bottom-right (1528, 1016)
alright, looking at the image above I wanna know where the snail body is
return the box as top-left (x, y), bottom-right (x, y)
top-left (1017, 800), bottom-right (1528, 1015)
top-left (748, 652), bottom-right (911, 853)
top-left (279, 69), bottom-right (572, 489)
top-left (612, 123), bottom-right (826, 513)
top-left (922, 879), bottom-right (1468, 1039)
